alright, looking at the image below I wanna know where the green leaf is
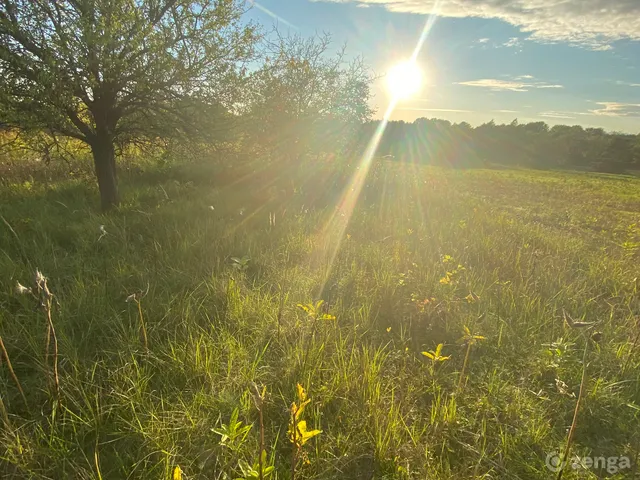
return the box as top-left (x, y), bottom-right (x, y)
top-left (238, 459), bottom-right (258, 477)
top-left (230, 407), bottom-right (239, 427)
top-left (212, 427), bottom-right (229, 444)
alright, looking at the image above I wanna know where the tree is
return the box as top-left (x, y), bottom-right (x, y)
top-left (0, 0), bottom-right (257, 209)
top-left (349, 117), bottom-right (637, 174)
top-left (245, 33), bottom-right (373, 162)
top-left (600, 135), bottom-right (635, 173)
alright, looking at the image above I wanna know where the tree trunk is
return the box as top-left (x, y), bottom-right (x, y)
top-left (91, 137), bottom-right (119, 210)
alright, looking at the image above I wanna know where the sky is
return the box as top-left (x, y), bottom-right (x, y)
top-left (246, 0), bottom-right (640, 133)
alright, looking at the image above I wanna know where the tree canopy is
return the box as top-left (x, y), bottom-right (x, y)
top-left (244, 33), bottom-right (374, 162)
top-left (354, 117), bottom-right (640, 173)
top-left (0, 0), bottom-right (258, 209)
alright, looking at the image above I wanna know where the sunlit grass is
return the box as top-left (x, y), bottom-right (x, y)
top-left (0, 159), bottom-right (639, 478)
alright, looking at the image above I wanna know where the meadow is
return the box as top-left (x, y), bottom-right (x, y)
top-left (1, 157), bottom-right (640, 479)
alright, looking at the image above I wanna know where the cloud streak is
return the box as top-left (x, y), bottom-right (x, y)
top-left (588, 102), bottom-right (640, 117)
top-left (315, 0), bottom-right (640, 49)
top-left (399, 107), bottom-right (473, 113)
top-left (539, 111), bottom-right (577, 119)
top-left (457, 78), bottom-right (563, 92)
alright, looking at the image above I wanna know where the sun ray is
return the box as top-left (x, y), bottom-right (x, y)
top-left (313, 8), bottom-right (441, 298)
top-left (315, 99), bottom-right (396, 296)
top-left (410, 2), bottom-right (441, 63)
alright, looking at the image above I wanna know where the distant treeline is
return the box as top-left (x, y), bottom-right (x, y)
top-left (352, 118), bottom-right (640, 173)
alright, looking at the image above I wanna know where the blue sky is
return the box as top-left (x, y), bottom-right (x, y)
top-left (246, 0), bottom-right (640, 133)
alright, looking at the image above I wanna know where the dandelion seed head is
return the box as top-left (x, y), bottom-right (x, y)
top-left (15, 281), bottom-right (30, 295)
top-left (34, 269), bottom-right (53, 298)
top-left (98, 224), bottom-right (108, 241)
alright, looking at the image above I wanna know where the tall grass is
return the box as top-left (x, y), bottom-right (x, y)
top-left (0, 158), bottom-right (639, 479)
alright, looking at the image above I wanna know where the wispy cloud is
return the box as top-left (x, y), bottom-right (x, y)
top-left (588, 102), bottom-right (640, 117)
top-left (539, 111), bottom-right (577, 119)
top-left (615, 80), bottom-right (640, 87)
top-left (502, 37), bottom-right (522, 48)
top-left (399, 107), bottom-right (473, 113)
top-left (495, 109), bottom-right (518, 113)
top-left (477, 38), bottom-right (490, 43)
top-left (457, 78), bottom-right (564, 92)
top-left (315, 0), bottom-right (640, 49)
top-left (591, 44), bottom-right (614, 51)
top-left (458, 80), bottom-right (528, 92)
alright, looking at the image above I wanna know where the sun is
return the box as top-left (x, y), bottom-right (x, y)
top-left (386, 61), bottom-right (424, 100)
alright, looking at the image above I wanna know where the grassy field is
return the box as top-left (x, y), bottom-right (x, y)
top-left (1, 159), bottom-right (640, 479)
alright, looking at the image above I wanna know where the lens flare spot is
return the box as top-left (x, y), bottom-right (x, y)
top-left (386, 61), bottom-right (424, 99)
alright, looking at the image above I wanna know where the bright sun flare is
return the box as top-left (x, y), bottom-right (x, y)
top-left (386, 61), bottom-right (424, 100)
